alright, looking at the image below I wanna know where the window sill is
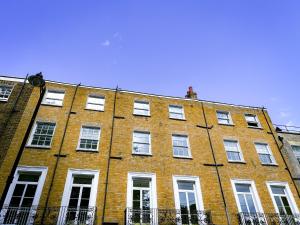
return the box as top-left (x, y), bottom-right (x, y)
top-left (25, 145), bottom-right (51, 149)
top-left (76, 148), bottom-right (99, 153)
top-left (219, 123), bottom-right (235, 127)
top-left (132, 153), bottom-right (152, 157)
top-left (133, 114), bottom-right (151, 117)
top-left (0, 99), bottom-right (8, 102)
top-left (247, 126), bottom-right (263, 130)
top-left (169, 117), bottom-right (186, 121)
top-left (261, 163), bottom-right (278, 167)
top-left (85, 108), bottom-right (104, 112)
top-left (173, 156), bottom-right (193, 160)
top-left (228, 160), bottom-right (246, 164)
top-left (41, 103), bottom-right (63, 107)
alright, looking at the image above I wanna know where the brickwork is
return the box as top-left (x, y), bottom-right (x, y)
top-left (0, 77), bottom-right (299, 225)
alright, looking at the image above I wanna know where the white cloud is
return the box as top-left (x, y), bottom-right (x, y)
top-left (101, 40), bottom-right (110, 47)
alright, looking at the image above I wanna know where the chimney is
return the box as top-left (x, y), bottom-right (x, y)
top-left (185, 86), bottom-right (197, 99)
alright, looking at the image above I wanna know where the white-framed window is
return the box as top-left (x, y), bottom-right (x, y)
top-left (169, 105), bottom-right (185, 120)
top-left (223, 140), bottom-right (244, 162)
top-left (77, 126), bottom-right (101, 151)
top-left (42, 89), bottom-right (65, 106)
top-left (231, 179), bottom-right (264, 225)
top-left (217, 111), bottom-right (233, 125)
top-left (245, 114), bottom-right (261, 128)
top-left (59, 169), bottom-right (99, 225)
top-left (254, 143), bottom-right (276, 165)
top-left (172, 135), bottom-right (191, 158)
top-left (126, 172), bottom-right (157, 225)
top-left (86, 95), bottom-right (105, 111)
top-left (132, 131), bottom-right (151, 155)
top-left (0, 166), bottom-right (47, 225)
top-left (133, 100), bottom-right (150, 116)
top-left (266, 182), bottom-right (299, 217)
top-left (172, 175), bottom-right (205, 224)
top-left (291, 145), bottom-right (300, 164)
top-left (27, 122), bottom-right (56, 148)
top-left (0, 84), bottom-right (13, 101)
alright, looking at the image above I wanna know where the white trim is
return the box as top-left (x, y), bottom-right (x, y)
top-left (172, 175), bottom-right (204, 211)
top-left (132, 130), bottom-right (152, 155)
top-left (223, 139), bottom-right (245, 163)
top-left (0, 76), bottom-right (27, 83)
top-left (266, 181), bottom-right (299, 214)
top-left (26, 121), bottom-right (56, 148)
top-left (0, 83), bottom-right (14, 102)
top-left (231, 179), bottom-right (264, 213)
top-left (126, 172), bottom-right (157, 209)
top-left (76, 125), bottom-right (101, 151)
top-left (172, 134), bottom-right (192, 158)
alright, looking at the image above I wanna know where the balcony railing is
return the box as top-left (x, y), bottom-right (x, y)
top-left (0, 206), bottom-right (96, 225)
top-left (238, 212), bottom-right (300, 225)
top-left (274, 124), bottom-right (300, 134)
top-left (125, 208), bottom-right (212, 225)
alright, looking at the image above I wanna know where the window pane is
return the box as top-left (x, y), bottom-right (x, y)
top-left (245, 194), bottom-right (256, 213)
top-left (236, 184), bottom-right (250, 193)
top-left (271, 186), bottom-right (285, 195)
top-left (133, 178), bottom-right (150, 188)
top-left (133, 132), bottom-right (150, 144)
top-left (44, 90), bottom-right (64, 105)
top-left (188, 192), bottom-right (197, 212)
top-left (18, 173), bottom-right (40, 182)
top-left (224, 140), bottom-right (239, 152)
top-left (133, 143), bottom-right (149, 154)
top-left (169, 105), bottom-right (184, 119)
top-left (245, 115), bottom-right (256, 122)
top-left (86, 96), bottom-right (105, 111)
top-left (259, 154), bottom-right (273, 164)
top-left (173, 135), bottom-right (188, 147)
top-left (227, 151), bottom-right (241, 161)
top-left (178, 181), bottom-right (194, 190)
top-left (255, 143), bottom-right (269, 154)
top-left (73, 176), bottom-right (93, 184)
top-left (0, 85), bottom-right (13, 100)
top-left (31, 122), bottom-right (55, 147)
top-left (238, 194), bottom-right (249, 213)
top-left (173, 147), bottom-right (189, 157)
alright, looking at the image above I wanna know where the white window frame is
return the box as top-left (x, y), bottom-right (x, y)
top-left (0, 84), bottom-right (14, 102)
top-left (0, 166), bottom-right (48, 225)
top-left (132, 131), bottom-right (151, 155)
top-left (85, 95), bottom-right (105, 111)
top-left (58, 169), bottom-right (99, 224)
top-left (126, 172), bottom-right (157, 208)
top-left (254, 142), bottom-right (277, 165)
top-left (245, 114), bottom-right (261, 128)
top-left (231, 179), bottom-right (264, 213)
top-left (77, 126), bottom-right (101, 151)
top-left (27, 121), bottom-right (56, 148)
top-left (169, 105), bottom-right (185, 120)
top-left (217, 111), bottom-right (233, 125)
top-left (266, 181), bottom-right (299, 215)
top-left (223, 139), bottom-right (245, 162)
top-left (172, 175), bottom-right (204, 211)
top-left (133, 100), bottom-right (150, 116)
top-left (291, 145), bottom-right (300, 164)
top-left (172, 134), bottom-right (192, 158)
top-left (42, 89), bottom-right (65, 106)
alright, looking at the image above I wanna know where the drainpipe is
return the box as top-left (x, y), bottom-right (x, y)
top-left (40, 83), bottom-right (80, 223)
top-left (261, 108), bottom-right (300, 198)
top-left (102, 86), bottom-right (119, 225)
top-left (200, 102), bottom-right (231, 225)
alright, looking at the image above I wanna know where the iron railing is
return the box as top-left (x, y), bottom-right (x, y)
top-left (125, 208), bottom-right (212, 225)
top-left (274, 125), bottom-right (300, 134)
top-left (238, 212), bottom-right (300, 225)
top-left (0, 206), bottom-right (96, 225)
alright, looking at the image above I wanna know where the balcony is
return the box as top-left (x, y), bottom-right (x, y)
top-left (0, 206), bottom-right (96, 225)
top-left (238, 212), bottom-right (300, 225)
top-left (125, 208), bottom-right (212, 225)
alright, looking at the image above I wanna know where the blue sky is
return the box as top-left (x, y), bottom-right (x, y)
top-left (0, 1), bottom-right (299, 126)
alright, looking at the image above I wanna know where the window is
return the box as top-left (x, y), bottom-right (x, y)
top-left (133, 101), bottom-right (150, 116)
top-left (267, 182), bottom-right (299, 221)
top-left (231, 180), bottom-right (264, 224)
top-left (173, 176), bottom-right (205, 225)
top-left (28, 122), bottom-right (56, 147)
top-left (224, 140), bottom-right (244, 162)
top-left (217, 111), bottom-right (233, 125)
top-left (1, 167), bottom-right (47, 225)
top-left (86, 95), bottom-right (105, 111)
top-left (77, 126), bottom-right (101, 151)
top-left (59, 169), bottom-right (99, 225)
top-left (245, 114), bottom-right (260, 128)
top-left (169, 105), bottom-right (185, 120)
top-left (291, 145), bottom-right (300, 164)
top-left (0, 84), bottom-right (13, 101)
top-left (126, 172), bottom-right (157, 225)
top-left (42, 90), bottom-right (65, 106)
top-left (132, 131), bottom-right (151, 155)
top-left (255, 143), bottom-right (276, 165)
top-left (172, 135), bottom-right (191, 158)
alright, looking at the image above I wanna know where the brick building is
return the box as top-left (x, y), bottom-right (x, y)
top-left (0, 75), bottom-right (299, 225)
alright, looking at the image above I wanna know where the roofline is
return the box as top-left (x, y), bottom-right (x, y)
top-left (0, 74), bottom-right (266, 110)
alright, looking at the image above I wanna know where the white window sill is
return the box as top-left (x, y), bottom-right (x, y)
top-left (228, 160), bottom-right (246, 164)
top-left (133, 113), bottom-right (151, 117)
top-left (219, 123), bottom-right (235, 126)
top-left (173, 155), bottom-right (193, 159)
top-left (26, 145), bottom-right (51, 149)
top-left (85, 108), bottom-right (104, 112)
top-left (169, 117), bottom-right (186, 121)
top-left (0, 99), bottom-right (9, 102)
top-left (132, 153), bottom-right (152, 156)
top-left (76, 148), bottom-right (99, 152)
top-left (41, 103), bottom-right (63, 107)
